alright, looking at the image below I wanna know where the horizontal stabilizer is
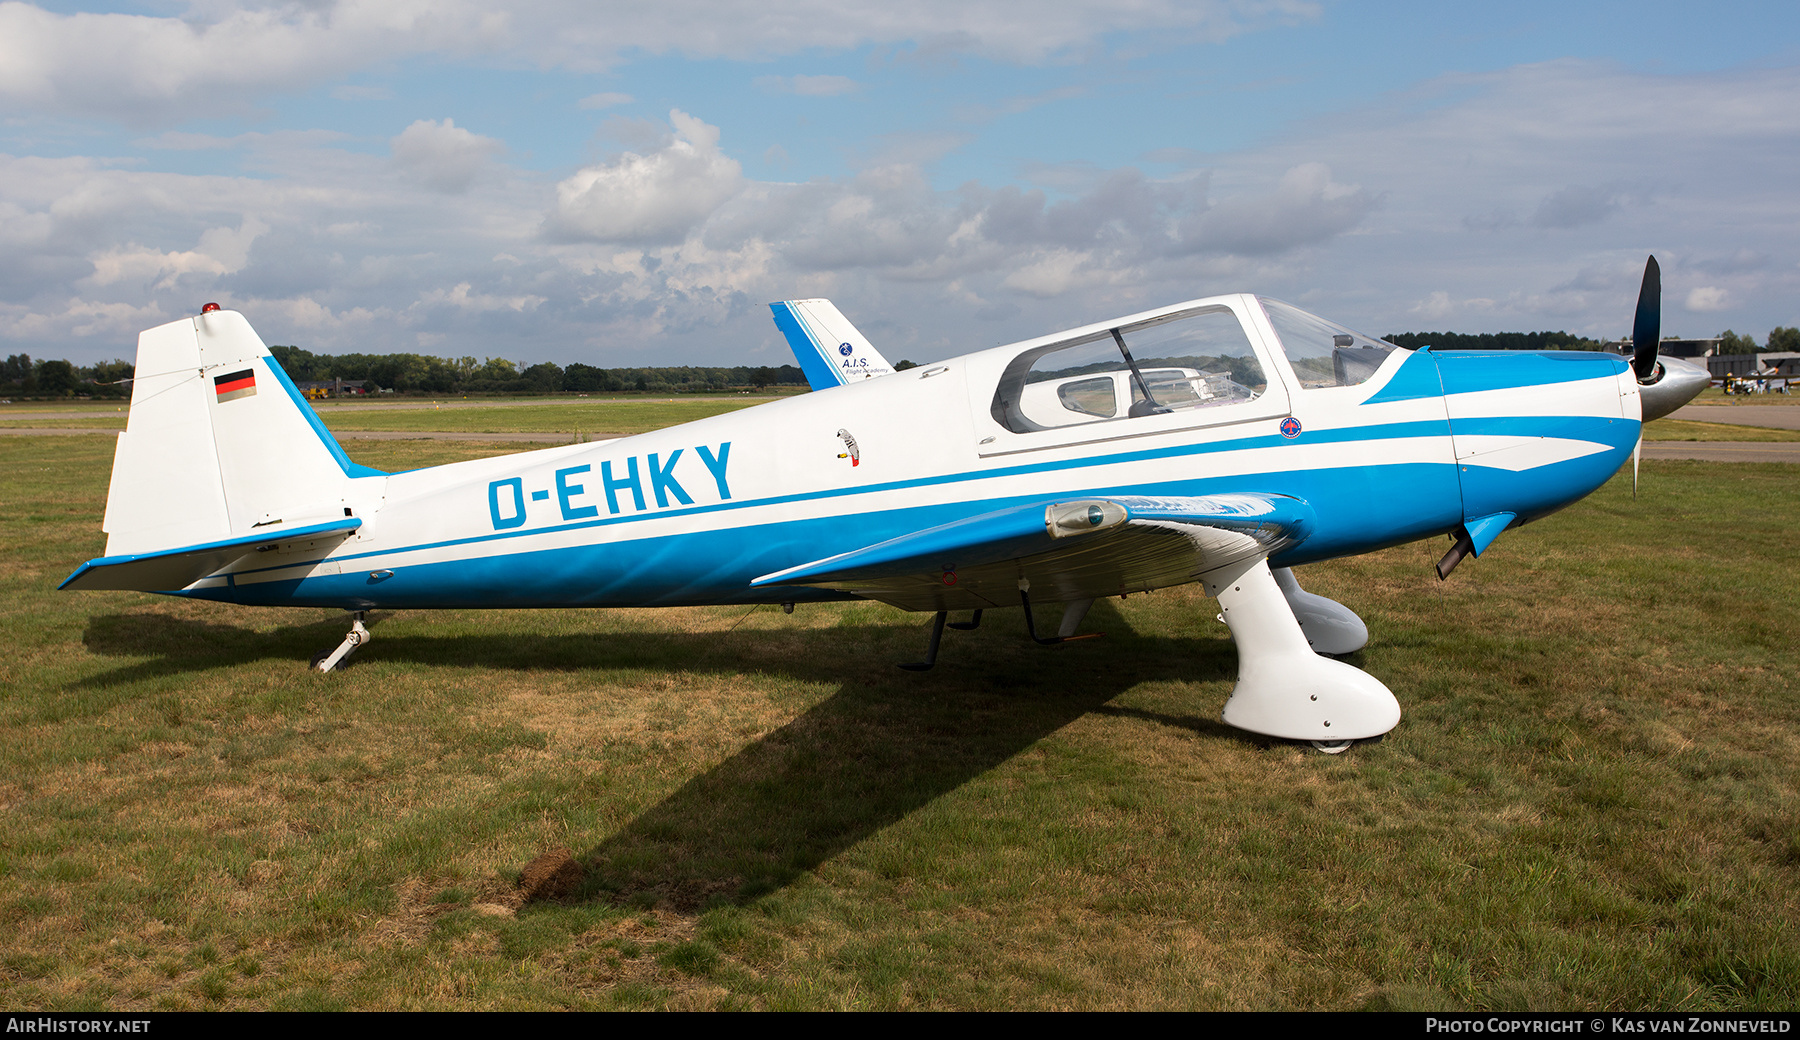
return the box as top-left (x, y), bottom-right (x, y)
top-left (769, 299), bottom-right (896, 390)
top-left (61, 518), bottom-right (361, 592)
top-left (752, 492), bottom-right (1314, 612)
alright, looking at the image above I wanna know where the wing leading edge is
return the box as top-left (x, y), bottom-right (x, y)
top-left (751, 493), bottom-right (1314, 612)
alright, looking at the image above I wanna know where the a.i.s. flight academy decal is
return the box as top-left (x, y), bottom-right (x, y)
top-left (214, 368), bottom-right (257, 403)
top-left (1280, 416), bottom-right (1302, 439)
top-left (836, 429), bottom-right (860, 467)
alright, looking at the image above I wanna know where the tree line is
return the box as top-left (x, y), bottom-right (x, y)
top-left (266, 346), bottom-right (808, 395)
top-left (1715, 328), bottom-right (1800, 355)
top-left (1382, 331), bottom-right (1607, 352)
top-left (8, 326), bottom-right (1799, 399)
top-left (2, 356), bottom-right (134, 398)
top-left (0, 348), bottom-right (807, 398)
top-left (1385, 327), bottom-right (1800, 355)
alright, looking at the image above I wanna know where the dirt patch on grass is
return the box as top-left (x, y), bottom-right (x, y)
top-left (519, 848), bottom-right (582, 903)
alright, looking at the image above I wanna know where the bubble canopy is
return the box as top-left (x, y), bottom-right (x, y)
top-left (1256, 297), bottom-right (1398, 390)
top-left (987, 296), bottom-right (1402, 434)
top-left (989, 304), bottom-right (1267, 433)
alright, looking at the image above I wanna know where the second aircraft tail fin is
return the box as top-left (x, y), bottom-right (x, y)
top-left (769, 299), bottom-right (896, 391)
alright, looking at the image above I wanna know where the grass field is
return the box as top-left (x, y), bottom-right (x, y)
top-left (0, 398), bottom-right (771, 436)
top-left (1686, 388), bottom-right (1800, 406)
top-left (315, 399), bottom-right (768, 435)
top-left (7, 401), bottom-right (1800, 445)
top-left (1641, 420), bottom-right (1800, 442)
top-left (1, 435), bottom-right (1797, 1011)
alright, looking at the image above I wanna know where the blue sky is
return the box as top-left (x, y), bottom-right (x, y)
top-left (4, 1), bottom-right (1798, 367)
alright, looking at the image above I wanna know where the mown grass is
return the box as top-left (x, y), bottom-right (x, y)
top-left (0, 403), bottom-right (131, 430)
top-left (0, 403), bottom-right (133, 414)
top-left (1642, 420), bottom-right (1800, 442)
top-left (10, 401), bottom-right (1795, 442)
top-left (1686, 389), bottom-right (1800, 406)
top-left (0, 398), bottom-right (774, 436)
top-left (313, 399), bottom-right (768, 435)
top-left (1, 435), bottom-right (1796, 1010)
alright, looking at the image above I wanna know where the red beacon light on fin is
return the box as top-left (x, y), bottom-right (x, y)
top-left (201, 302), bottom-right (221, 313)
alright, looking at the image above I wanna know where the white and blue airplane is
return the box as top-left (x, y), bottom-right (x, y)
top-left (62, 258), bottom-right (1706, 752)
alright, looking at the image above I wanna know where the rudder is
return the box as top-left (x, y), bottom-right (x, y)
top-left (101, 309), bottom-right (382, 559)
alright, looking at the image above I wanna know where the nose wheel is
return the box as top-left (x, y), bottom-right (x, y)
top-left (1309, 739), bottom-right (1354, 754)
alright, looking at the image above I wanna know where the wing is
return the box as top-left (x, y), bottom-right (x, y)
top-left (60, 517), bottom-right (361, 592)
top-left (750, 493), bottom-right (1314, 612)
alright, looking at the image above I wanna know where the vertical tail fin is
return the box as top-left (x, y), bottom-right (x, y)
top-left (100, 309), bottom-right (382, 559)
top-left (768, 299), bottom-right (896, 390)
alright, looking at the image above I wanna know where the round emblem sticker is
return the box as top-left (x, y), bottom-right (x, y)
top-left (838, 342), bottom-right (854, 356)
top-left (1280, 417), bottom-right (1302, 439)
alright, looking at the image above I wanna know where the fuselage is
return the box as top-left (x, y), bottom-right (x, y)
top-left (185, 294), bottom-right (1640, 611)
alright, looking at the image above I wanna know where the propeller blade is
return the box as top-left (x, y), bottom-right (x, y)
top-left (1633, 434), bottom-right (1641, 498)
top-left (1631, 255), bottom-right (1661, 382)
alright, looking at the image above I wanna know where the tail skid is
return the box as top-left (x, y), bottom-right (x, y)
top-left (64, 309), bottom-right (384, 592)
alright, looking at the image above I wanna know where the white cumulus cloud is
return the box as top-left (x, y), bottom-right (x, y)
top-left (545, 110), bottom-right (745, 245)
top-left (85, 218), bottom-right (268, 290)
top-left (390, 119), bottom-right (504, 194)
top-left (0, 0), bottom-right (1303, 123)
top-left (1685, 286), bottom-right (1730, 312)
top-left (0, 1), bottom-right (449, 121)
top-left (1186, 163), bottom-right (1376, 256)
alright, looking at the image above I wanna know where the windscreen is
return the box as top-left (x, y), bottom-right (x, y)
top-left (1258, 298), bottom-right (1398, 389)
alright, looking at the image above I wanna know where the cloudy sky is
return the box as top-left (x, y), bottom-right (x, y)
top-left (4, 1), bottom-right (1798, 368)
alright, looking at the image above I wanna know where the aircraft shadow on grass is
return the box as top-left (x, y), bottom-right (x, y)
top-left (78, 600), bottom-right (1306, 910)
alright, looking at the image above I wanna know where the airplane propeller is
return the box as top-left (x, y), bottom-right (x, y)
top-left (1631, 255), bottom-right (1661, 384)
top-left (1629, 254), bottom-right (1659, 495)
top-left (1622, 253), bottom-right (1711, 423)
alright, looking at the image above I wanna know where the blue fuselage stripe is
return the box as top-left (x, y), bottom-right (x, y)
top-left (228, 418), bottom-right (1460, 579)
top-left (202, 416), bottom-right (1631, 611)
top-left (209, 459), bottom-right (1474, 609)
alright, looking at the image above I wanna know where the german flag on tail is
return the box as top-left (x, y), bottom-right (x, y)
top-left (214, 368), bottom-right (256, 403)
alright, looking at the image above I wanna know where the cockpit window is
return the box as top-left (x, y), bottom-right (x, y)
top-left (1258, 298), bottom-right (1398, 389)
top-left (991, 306), bottom-right (1265, 433)
top-left (1056, 377), bottom-right (1116, 418)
